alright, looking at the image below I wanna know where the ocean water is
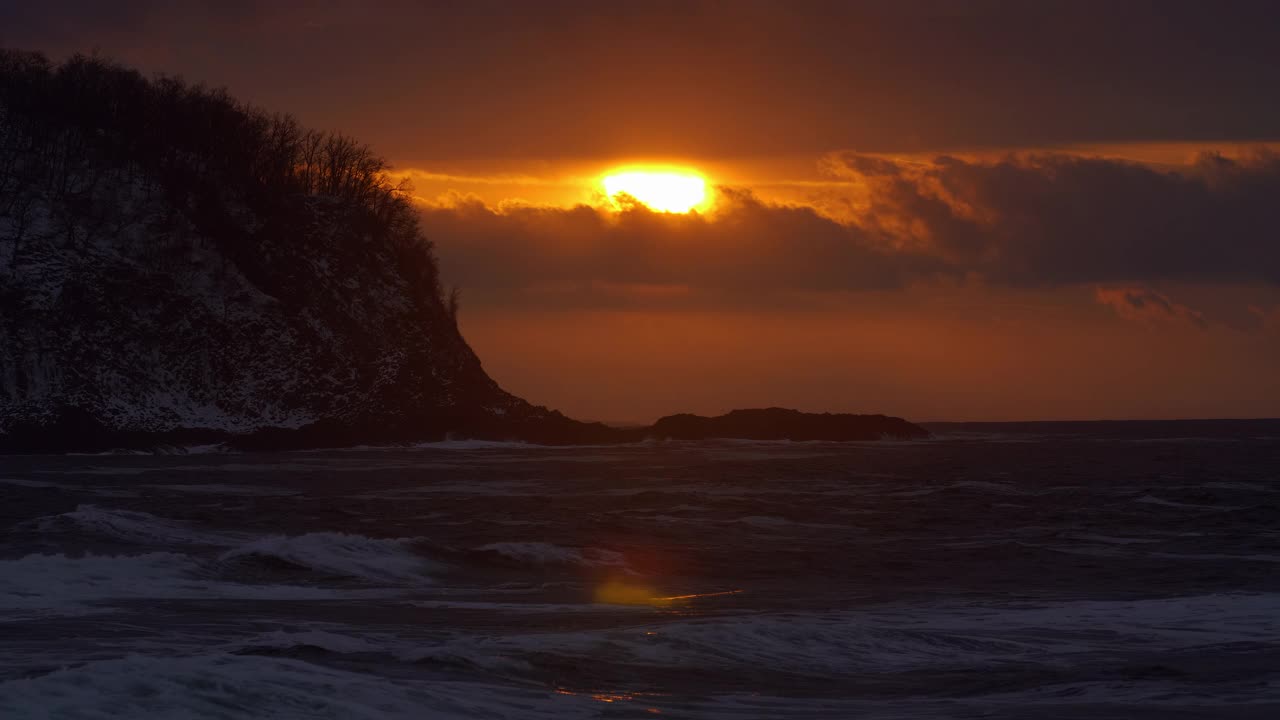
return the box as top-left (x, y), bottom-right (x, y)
top-left (2, 421), bottom-right (1280, 719)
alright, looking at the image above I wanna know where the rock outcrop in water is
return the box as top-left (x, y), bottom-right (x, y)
top-left (648, 408), bottom-right (928, 441)
top-left (0, 51), bottom-right (925, 452)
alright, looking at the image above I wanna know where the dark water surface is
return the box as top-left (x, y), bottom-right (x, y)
top-left (2, 422), bottom-right (1279, 718)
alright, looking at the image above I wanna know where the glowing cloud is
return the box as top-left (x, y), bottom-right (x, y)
top-left (602, 167), bottom-right (709, 213)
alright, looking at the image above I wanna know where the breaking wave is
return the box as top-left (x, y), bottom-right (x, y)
top-left (0, 550), bottom-right (385, 619)
top-left (13, 505), bottom-right (236, 546)
top-left (219, 532), bottom-right (442, 584)
top-left (0, 654), bottom-right (598, 720)
top-left (472, 542), bottom-right (627, 569)
top-left (0, 552), bottom-right (197, 615)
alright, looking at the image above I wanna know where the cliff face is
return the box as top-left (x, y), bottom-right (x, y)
top-left (0, 51), bottom-right (578, 451)
top-left (0, 190), bottom-right (539, 450)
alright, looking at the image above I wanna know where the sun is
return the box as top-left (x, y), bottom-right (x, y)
top-left (601, 167), bottom-right (709, 213)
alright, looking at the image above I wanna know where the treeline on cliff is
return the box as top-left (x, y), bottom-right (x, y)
top-left (0, 49), bottom-right (449, 316)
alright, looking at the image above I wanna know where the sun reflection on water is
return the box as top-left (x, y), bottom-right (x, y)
top-left (554, 687), bottom-right (666, 712)
top-left (593, 580), bottom-right (743, 607)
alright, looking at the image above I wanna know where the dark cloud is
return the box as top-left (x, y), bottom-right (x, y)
top-left (1095, 287), bottom-right (1207, 328)
top-left (842, 151), bottom-right (1280, 287)
top-left (424, 190), bottom-right (944, 309)
top-left (5, 1), bottom-right (1280, 162)
top-left (1251, 305), bottom-right (1280, 333)
top-left (425, 152), bottom-right (1280, 310)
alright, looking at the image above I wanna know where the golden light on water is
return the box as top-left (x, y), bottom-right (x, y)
top-left (593, 580), bottom-right (742, 606)
top-left (601, 167), bottom-right (709, 213)
top-left (593, 580), bottom-right (658, 605)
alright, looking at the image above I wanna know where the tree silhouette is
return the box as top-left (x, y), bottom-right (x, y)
top-left (0, 48), bottom-right (443, 309)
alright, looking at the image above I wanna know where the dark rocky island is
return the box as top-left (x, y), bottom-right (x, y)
top-left (0, 51), bottom-right (926, 452)
top-left (648, 408), bottom-right (929, 442)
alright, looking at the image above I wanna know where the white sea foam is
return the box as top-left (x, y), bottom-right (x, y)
top-left (0, 654), bottom-right (599, 719)
top-left (0, 552), bottom-right (196, 615)
top-left (230, 629), bottom-right (392, 654)
top-left (220, 532), bottom-right (442, 583)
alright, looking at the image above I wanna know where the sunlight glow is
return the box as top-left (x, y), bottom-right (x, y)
top-left (601, 167), bottom-right (709, 213)
top-left (594, 581), bottom-right (743, 607)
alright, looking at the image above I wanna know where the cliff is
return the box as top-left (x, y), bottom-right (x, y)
top-left (0, 51), bottom-right (925, 452)
top-left (0, 50), bottom-right (609, 451)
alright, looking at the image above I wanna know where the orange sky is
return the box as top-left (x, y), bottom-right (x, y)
top-left (14, 1), bottom-right (1280, 421)
top-left (391, 141), bottom-right (1280, 214)
top-left (410, 151), bottom-right (1280, 422)
top-left (457, 287), bottom-right (1280, 424)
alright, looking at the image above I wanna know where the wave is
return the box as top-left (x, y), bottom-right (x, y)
top-left (0, 551), bottom-right (381, 618)
top-left (882, 480), bottom-right (1039, 499)
top-left (1133, 494), bottom-right (1242, 510)
top-left (401, 612), bottom-right (1037, 676)
top-left (0, 552), bottom-right (195, 616)
top-left (301, 439), bottom-right (638, 453)
top-left (1066, 533), bottom-right (1162, 545)
top-left (64, 449), bottom-right (155, 456)
top-left (144, 483), bottom-right (303, 496)
top-left (734, 515), bottom-right (853, 531)
top-left (472, 542), bottom-right (627, 569)
top-left (405, 599), bottom-right (649, 613)
top-left (0, 478), bottom-right (60, 488)
top-left (411, 439), bottom-right (536, 450)
top-left (13, 505), bottom-right (237, 546)
top-left (228, 629), bottom-right (392, 655)
top-left (404, 593), bottom-right (1280, 678)
top-left (925, 432), bottom-right (1065, 443)
top-left (0, 654), bottom-right (599, 719)
top-left (355, 480), bottom-right (541, 498)
top-left (1202, 481), bottom-right (1278, 493)
top-left (220, 532), bottom-right (442, 584)
top-left (296, 439), bottom-right (542, 452)
top-left (66, 443), bottom-right (232, 456)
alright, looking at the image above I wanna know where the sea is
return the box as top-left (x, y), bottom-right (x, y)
top-left (2, 420), bottom-right (1279, 719)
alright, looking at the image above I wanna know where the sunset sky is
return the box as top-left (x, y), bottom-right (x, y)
top-left (9, 0), bottom-right (1280, 422)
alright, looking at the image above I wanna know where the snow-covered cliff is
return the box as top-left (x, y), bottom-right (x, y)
top-left (0, 50), bottom-right (586, 451)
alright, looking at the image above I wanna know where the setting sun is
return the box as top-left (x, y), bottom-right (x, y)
top-left (601, 168), bottom-right (708, 213)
